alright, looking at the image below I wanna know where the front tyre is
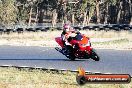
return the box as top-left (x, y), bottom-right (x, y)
top-left (91, 49), bottom-right (100, 61)
top-left (69, 54), bottom-right (76, 61)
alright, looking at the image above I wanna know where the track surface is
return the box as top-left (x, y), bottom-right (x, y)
top-left (0, 45), bottom-right (132, 75)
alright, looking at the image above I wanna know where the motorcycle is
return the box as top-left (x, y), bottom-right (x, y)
top-left (55, 32), bottom-right (100, 61)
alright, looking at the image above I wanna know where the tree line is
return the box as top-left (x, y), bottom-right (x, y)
top-left (0, 0), bottom-right (132, 27)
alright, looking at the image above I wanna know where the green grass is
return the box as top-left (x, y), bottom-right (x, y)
top-left (0, 67), bottom-right (131, 88)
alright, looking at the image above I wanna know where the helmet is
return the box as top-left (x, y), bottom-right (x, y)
top-left (63, 24), bottom-right (70, 32)
top-left (76, 31), bottom-right (81, 34)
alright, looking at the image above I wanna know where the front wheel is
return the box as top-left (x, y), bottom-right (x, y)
top-left (90, 49), bottom-right (100, 61)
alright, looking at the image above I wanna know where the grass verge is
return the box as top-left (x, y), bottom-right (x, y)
top-left (92, 38), bottom-right (132, 49)
top-left (0, 30), bottom-right (132, 49)
top-left (0, 67), bottom-right (131, 88)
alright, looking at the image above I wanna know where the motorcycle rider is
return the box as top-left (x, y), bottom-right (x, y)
top-left (61, 23), bottom-right (87, 50)
top-left (61, 23), bottom-right (76, 46)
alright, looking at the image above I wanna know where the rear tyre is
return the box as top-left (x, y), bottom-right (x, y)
top-left (91, 49), bottom-right (100, 61)
top-left (69, 54), bottom-right (76, 61)
top-left (66, 45), bottom-right (76, 61)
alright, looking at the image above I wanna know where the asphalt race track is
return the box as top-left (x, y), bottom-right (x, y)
top-left (0, 45), bottom-right (132, 76)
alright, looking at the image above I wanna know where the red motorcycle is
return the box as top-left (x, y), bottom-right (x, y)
top-left (55, 32), bottom-right (100, 61)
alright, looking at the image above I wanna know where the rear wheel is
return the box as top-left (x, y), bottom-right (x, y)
top-left (91, 49), bottom-right (100, 61)
top-left (65, 45), bottom-right (76, 61)
top-left (69, 54), bottom-right (76, 61)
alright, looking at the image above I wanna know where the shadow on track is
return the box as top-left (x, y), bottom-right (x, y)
top-left (0, 59), bottom-right (88, 61)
